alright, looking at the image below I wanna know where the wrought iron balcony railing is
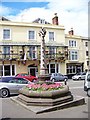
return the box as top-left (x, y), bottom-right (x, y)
top-left (0, 52), bottom-right (68, 61)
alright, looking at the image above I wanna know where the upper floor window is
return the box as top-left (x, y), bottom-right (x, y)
top-left (3, 29), bottom-right (11, 40)
top-left (69, 50), bottom-right (78, 60)
top-left (69, 40), bottom-right (76, 47)
top-left (3, 46), bottom-right (10, 59)
top-left (28, 46), bottom-right (37, 59)
top-left (49, 47), bottom-right (55, 55)
top-left (49, 32), bottom-right (54, 41)
top-left (86, 51), bottom-right (89, 56)
top-left (85, 42), bottom-right (88, 47)
top-left (28, 30), bottom-right (35, 40)
top-left (87, 61), bottom-right (89, 66)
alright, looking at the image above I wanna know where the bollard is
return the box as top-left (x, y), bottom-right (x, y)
top-left (64, 79), bottom-right (67, 85)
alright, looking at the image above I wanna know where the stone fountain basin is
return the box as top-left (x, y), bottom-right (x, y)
top-left (19, 85), bottom-right (69, 98)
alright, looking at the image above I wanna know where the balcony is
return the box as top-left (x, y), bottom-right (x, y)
top-left (45, 53), bottom-right (66, 61)
top-left (0, 51), bottom-right (68, 62)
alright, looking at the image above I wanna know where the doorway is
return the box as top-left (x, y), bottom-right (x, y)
top-left (28, 65), bottom-right (38, 77)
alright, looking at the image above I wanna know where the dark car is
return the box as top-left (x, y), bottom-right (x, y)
top-left (0, 76), bottom-right (32, 98)
top-left (50, 73), bottom-right (68, 82)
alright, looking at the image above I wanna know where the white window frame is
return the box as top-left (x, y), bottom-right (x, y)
top-left (28, 30), bottom-right (36, 40)
top-left (29, 46), bottom-right (37, 59)
top-left (0, 64), bottom-right (16, 77)
top-left (2, 28), bottom-right (11, 40)
top-left (49, 31), bottom-right (55, 41)
top-left (69, 40), bottom-right (77, 47)
top-left (69, 50), bottom-right (78, 61)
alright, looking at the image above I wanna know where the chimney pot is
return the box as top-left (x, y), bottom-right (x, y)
top-left (52, 13), bottom-right (59, 25)
top-left (68, 28), bottom-right (74, 35)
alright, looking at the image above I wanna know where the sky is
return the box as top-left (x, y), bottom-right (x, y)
top-left (0, 0), bottom-right (89, 37)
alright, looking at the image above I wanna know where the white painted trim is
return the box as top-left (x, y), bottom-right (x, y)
top-left (2, 28), bottom-right (12, 40)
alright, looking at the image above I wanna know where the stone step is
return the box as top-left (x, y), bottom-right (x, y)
top-left (17, 93), bottom-right (73, 106)
top-left (11, 95), bottom-right (85, 114)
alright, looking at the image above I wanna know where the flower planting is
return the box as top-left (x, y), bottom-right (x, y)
top-left (24, 82), bottom-right (64, 92)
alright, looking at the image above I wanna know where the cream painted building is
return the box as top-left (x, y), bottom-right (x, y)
top-left (0, 15), bottom-right (89, 78)
top-left (0, 15), bottom-right (68, 78)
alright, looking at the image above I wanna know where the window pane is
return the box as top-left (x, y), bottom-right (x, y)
top-left (49, 32), bottom-right (54, 40)
top-left (29, 31), bottom-right (35, 40)
top-left (0, 66), bottom-right (3, 76)
top-left (4, 65), bottom-right (10, 76)
top-left (3, 29), bottom-right (10, 39)
top-left (12, 65), bottom-right (15, 75)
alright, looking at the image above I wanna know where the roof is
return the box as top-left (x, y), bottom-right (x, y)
top-left (32, 18), bottom-right (50, 24)
top-left (0, 16), bottom-right (10, 21)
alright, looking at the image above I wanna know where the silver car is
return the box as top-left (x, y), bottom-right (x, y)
top-left (72, 72), bottom-right (86, 80)
top-left (50, 73), bottom-right (68, 82)
top-left (0, 77), bottom-right (32, 98)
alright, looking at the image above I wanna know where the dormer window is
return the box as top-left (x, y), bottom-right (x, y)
top-left (39, 19), bottom-right (45, 24)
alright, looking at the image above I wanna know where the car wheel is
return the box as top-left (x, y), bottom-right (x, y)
top-left (0, 88), bottom-right (10, 98)
top-left (52, 78), bottom-right (55, 82)
top-left (78, 77), bottom-right (81, 80)
top-left (87, 89), bottom-right (90, 97)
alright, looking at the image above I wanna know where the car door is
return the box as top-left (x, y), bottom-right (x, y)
top-left (8, 79), bottom-right (20, 94)
top-left (81, 72), bottom-right (86, 80)
top-left (58, 73), bottom-right (63, 81)
top-left (15, 78), bottom-right (29, 91)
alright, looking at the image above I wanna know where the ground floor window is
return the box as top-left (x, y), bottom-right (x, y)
top-left (47, 63), bottom-right (59, 74)
top-left (67, 65), bottom-right (76, 74)
top-left (67, 64), bottom-right (83, 74)
top-left (0, 65), bottom-right (15, 76)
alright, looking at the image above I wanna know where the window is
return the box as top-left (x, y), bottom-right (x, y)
top-left (85, 42), bottom-right (88, 47)
top-left (87, 61), bottom-right (89, 66)
top-left (3, 46), bottom-right (10, 59)
top-left (29, 46), bottom-right (36, 59)
top-left (67, 65), bottom-right (76, 74)
top-left (47, 63), bottom-right (58, 74)
top-left (28, 30), bottom-right (35, 40)
top-left (69, 40), bottom-right (76, 47)
top-left (86, 51), bottom-right (89, 56)
top-left (0, 65), bottom-right (15, 76)
top-left (69, 50), bottom-right (78, 60)
top-left (49, 32), bottom-right (54, 41)
top-left (49, 47), bottom-right (55, 58)
top-left (3, 29), bottom-right (10, 40)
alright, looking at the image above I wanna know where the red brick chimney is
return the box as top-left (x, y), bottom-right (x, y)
top-left (52, 13), bottom-right (59, 25)
top-left (68, 28), bottom-right (74, 35)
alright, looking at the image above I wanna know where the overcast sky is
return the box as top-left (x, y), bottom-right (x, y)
top-left (0, 0), bottom-right (89, 37)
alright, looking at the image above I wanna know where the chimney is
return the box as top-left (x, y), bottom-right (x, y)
top-left (68, 28), bottom-right (74, 35)
top-left (52, 13), bottom-right (59, 25)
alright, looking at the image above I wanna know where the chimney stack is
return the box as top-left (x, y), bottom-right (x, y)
top-left (52, 13), bottom-right (59, 25)
top-left (68, 28), bottom-right (74, 35)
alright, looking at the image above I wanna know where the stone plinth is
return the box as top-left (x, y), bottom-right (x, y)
top-left (17, 85), bottom-right (74, 106)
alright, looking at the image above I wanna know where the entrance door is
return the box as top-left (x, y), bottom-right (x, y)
top-left (30, 68), bottom-right (36, 76)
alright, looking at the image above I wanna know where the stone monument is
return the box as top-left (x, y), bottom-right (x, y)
top-left (38, 27), bottom-right (50, 81)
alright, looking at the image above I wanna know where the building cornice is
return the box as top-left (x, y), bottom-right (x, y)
top-left (1, 21), bottom-right (65, 30)
top-left (65, 34), bottom-right (81, 39)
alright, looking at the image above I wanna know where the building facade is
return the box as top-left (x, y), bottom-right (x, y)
top-left (0, 15), bottom-right (89, 78)
top-left (0, 15), bottom-right (68, 77)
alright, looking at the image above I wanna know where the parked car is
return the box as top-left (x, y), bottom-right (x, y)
top-left (50, 73), bottom-right (68, 82)
top-left (84, 71), bottom-right (90, 97)
top-left (0, 76), bottom-right (32, 98)
top-left (15, 73), bottom-right (37, 82)
top-left (72, 72), bottom-right (86, 80)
